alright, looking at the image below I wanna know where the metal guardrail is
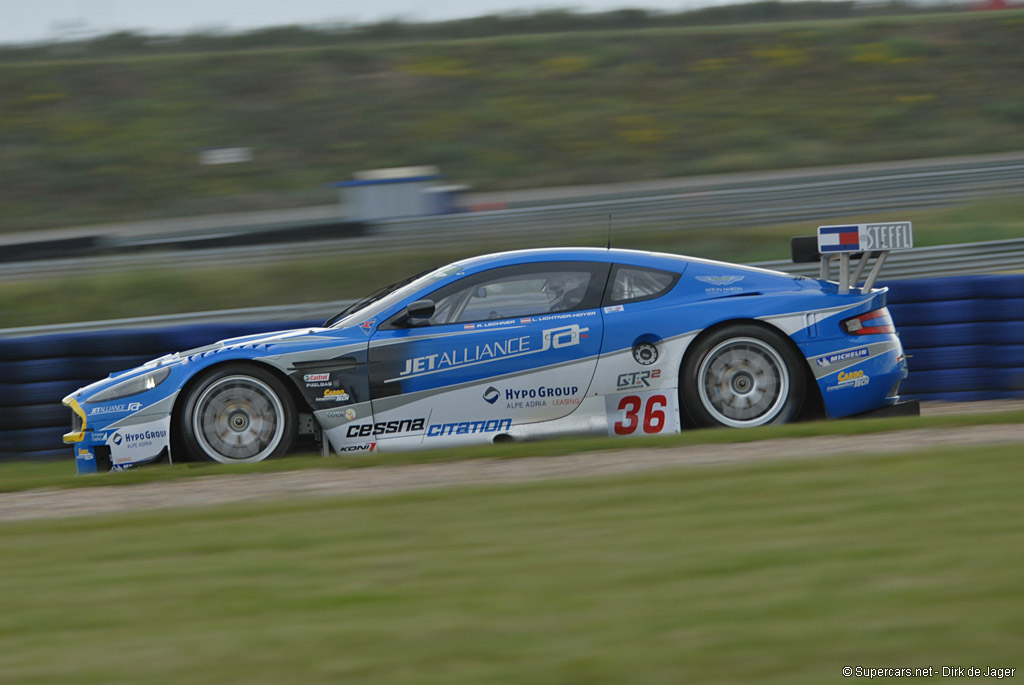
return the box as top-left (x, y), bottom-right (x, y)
top-left (751, 238), bottom-right (1024, 280)
top-left (374, 160), bottom-right (1024, 238)
top-left (2, 155), bottom-right (1023, 281)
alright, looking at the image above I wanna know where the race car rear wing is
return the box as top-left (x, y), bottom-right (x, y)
top-left (791, 221), bottom-right (913, 294)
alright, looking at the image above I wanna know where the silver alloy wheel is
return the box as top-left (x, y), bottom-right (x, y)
top-left (191, 375), bottom-right (286, 463)
top-left (696, 336), bottom-right (790, 428)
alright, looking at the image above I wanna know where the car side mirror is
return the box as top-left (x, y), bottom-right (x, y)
top-left (402, 299), bottom-right (435, 326)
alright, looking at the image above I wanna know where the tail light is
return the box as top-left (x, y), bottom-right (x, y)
top-left (842, 307), bottom-right (895, 335)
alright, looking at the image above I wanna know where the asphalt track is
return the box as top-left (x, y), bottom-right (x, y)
top-left (2, 402), bottom-right (1021, 523)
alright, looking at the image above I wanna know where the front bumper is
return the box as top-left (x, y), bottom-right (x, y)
top-left (63, 398), bottom-right (172, 474)
top-left (62, 397), bottom-right (87, 444)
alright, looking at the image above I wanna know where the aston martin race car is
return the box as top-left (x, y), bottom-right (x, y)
top-left (63, 236), bottom-right (916, 474)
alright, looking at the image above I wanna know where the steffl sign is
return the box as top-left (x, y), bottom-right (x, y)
top-left (817, 222), bottom-right (913, 254)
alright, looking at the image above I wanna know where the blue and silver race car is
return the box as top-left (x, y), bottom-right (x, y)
top-left (63, 240), bottom-right (916, 474)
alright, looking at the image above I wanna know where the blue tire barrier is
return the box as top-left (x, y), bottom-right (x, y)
top-left (888, 300), bottom-right (986, 326)
top-left (905, 346), bottom-right (985, 371)
top-left (882, 276), bottom-right (1024, 303)
top-left (906, 390), bottom-right (1019, 404)
top-left (78, 330), bottom-right (178, 358)
top-left (900, 321), bottom-right (1024, 349)
top-left (890, 299), bottom-right (1024, 326)
top-left (899, 323), bottom-right (986, 348)
top-left (82, 355), bottom-right (158, 379)
top-left (900, 368), bottom-right (1010, 394)
top-left (1, 448), bottom-right (69, 462)
top-left (0, 330), bottom-right (163, 362)
top-left (990, 321), bottom-right (1024, 345)
top-left (0, 334), bottom-right (82, 362)
top-left (0, 426), bottom-right (68, 453)
top-left (0, 379), bottom-right (95, 408)
top-left (0, 357), bottom-right (82, 385)
top-left (882, 278), bottom-right (976, 303)
top-left (972, 299), bottom-right (1024, 322)
top-left (904, 345), bottom-right (1024, 371)
top-left (965, 274), bottom-right (1024, 299)
top-left (978, 345), bottom-right (1024, 368)
top-left (0, 403), bottom-right (68, 431)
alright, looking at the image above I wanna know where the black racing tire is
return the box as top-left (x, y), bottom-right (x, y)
top-left (178, 364), bottom-right (297, 464)
top-left (681, 324), bottom-right (805, 429)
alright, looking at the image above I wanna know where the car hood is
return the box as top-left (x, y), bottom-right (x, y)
top-left (68, 324), bottom-right (368, 404)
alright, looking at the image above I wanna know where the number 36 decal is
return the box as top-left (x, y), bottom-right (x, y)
top-left (606, 391), bottom-right (679, 437)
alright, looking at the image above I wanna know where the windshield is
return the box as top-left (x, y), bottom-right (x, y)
top-left (325, 262), bottom-right (466, 328)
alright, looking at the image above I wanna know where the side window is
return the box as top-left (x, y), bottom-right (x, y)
top-left (606, 266), bottom-right (679, 305)
top-left (387, 262), bottom-right (608, 327)
top-left (437, 269), bottom-right (593, 324)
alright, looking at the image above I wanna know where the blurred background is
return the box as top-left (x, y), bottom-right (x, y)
top-left (1, 0), bottom-right (1022, 329)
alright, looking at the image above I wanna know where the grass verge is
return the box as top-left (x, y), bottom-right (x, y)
top-left (1, 440), bottom-right (1022, 683)
top-left (3, 408), bottom-right (1022, 494)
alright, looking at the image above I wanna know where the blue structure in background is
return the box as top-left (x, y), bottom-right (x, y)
top-left (2, 274), bottom-right (1023, 463)
top-left (883, 275), bottom-right (1024, 402)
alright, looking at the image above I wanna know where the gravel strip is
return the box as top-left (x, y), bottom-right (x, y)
top-left (1, 422), bottom-right (1021, 522)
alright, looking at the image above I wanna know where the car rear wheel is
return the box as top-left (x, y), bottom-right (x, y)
top-left (179, 365), bottom-right (296, 464)
top-left (681, 324), bottom-right (805, 428)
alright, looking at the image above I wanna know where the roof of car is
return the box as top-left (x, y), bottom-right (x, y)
top-left (457, 247), bottom-right (691, 271)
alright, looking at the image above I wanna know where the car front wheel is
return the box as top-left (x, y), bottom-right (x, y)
top-left (681, 324), bottom-right (805, 428)
top-left (179, 364), bottom-right (296, 464)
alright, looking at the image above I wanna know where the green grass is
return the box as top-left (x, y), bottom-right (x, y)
top-left (2, 11), bottom-right (1023, 231)
top-left (1, 439), bottom-right (1022, 683)
top-left (3, 196), bottom-right (1023, 328)
top-left (4, 409), bottom-right (1022, 494)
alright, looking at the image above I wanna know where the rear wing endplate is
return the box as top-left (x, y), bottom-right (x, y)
top-left (791, 222), bottom-right (914, 294)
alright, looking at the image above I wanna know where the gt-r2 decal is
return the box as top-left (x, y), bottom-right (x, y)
top-left (617, 369), bottom-right (662, 391)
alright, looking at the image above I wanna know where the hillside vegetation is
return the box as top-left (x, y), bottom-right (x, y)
top-left (2, 9), bottom-right (1023, 231)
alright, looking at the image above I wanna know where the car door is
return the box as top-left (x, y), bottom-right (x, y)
top-left (593, 263), bottom-right (686, 438)
top-left (366, 261), bottom-right (609, 448)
